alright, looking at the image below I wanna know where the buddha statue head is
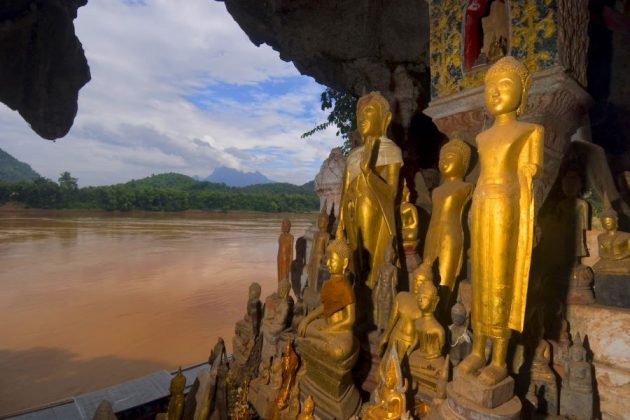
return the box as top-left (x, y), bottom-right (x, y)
top-left (282, 218), bottom-right (291, 234)
top-left (302, 395), bottom-right (315, 414)
top-left (249, 282), bottom-right (262, 301)
top-left (412, 262), bottom-right (434, 295)
top-left (451, 300), bottom-right (467, 326)
top-left (356, 91), bottom-right (392, 139)
top-left (170, 366), bottom-right (186, 395)
top-left (562, 171), bottom-right (583, 198)
top-left (484, 56), bottom-right (530, 117)
top-left (601, 195), bottom-right (618, 233)
top-left (439, 137), bottom-right (471, 179)
top-left (278, 279), bottom-right (291, 300)
top-left (326, 226), bottom-right (352, 276)
top-left (417, 280), bottom-right (439, 314)
top-left (317, 209), bottom-right (329, 231)
top-left (570, 333), bottom-right (586, 362)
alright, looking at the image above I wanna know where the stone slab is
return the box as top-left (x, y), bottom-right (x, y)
top-left (593, 271), bottom-right (630, 308)
top-left (450, 372), bottom-right (514, 410)
top-left (567, 304), bottom-right (630, 419)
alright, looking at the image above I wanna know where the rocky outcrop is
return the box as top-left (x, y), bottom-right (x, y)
top-left (0, 0), bottom-right (90, 140)
top-left (222, 0), bottom-right (430, 125)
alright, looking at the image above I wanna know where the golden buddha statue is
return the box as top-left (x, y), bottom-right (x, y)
top-left (378, 289), bottom-right (421, 366)
top-left (275, 338), bottom-right (300, 410)
top-left (297, 225), bottom-right (356, 361)
top-left (297, 395), bottom-right (315, 420)
top-left (459, 56), bottom-right (544, 386)
top-left (363, 343), bottom-right (408, 420)
top-left (278, 219), bottom-right (294, 282)
top-left (340, 91), bottom-right (403, 288)
top-left (423, 137), bottom-right (472, 291)
top-left (401, 179), bottom-right (419, 248)
top-left (165, 366), bottom-right (186, 420)
top-left (593, 196), bottom-right (630, 274)
top-left (412, 280), bottom-right (444, 360)
top-left (307, 209), bottom-right (330, 291)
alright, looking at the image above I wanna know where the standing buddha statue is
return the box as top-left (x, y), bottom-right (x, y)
top-left (278, 219), bottom-right (294, 283)
top-left (459, 56), bottom-right (544, 386)
top-left (373, 241), bottom-right (398, 333)
top-left (340, 91), bottom-right (403, 288)
top-left (165, 367), bottom-right (186, 420)
top-left (423, 137), bottom-right (472, 292)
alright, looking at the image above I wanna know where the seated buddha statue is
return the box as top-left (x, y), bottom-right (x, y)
top-left (297, 226), bottom-right (357, 362)
top-left (593, 197), bottom-right (630, 274)
top-left (363, 343), bottom-right (408, 420)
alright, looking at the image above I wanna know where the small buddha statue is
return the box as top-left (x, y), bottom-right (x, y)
top-left (297, 226), bottom-right (357, 362)
top-left (401, 180), bottom-right (419, 249)
top-left (528, 339), bottom-right (558, 415)
top-left (275, 339), bottom-right (300, 410)
top-left (231, 379), bottom-right (252, 420)
top-left (460, 56), bottom-right (544, 386)
top-left (339, 91), bottom-right (403, 289)
top-left (593, 197), bottom-right (630, 274)
top-left (261, 279), bottom-right (293, 361)
top-left (373, 241), bottom-right (398, 333)
top-left (557, 171), bottom-right (589, 264)
top-left (363, 343), bottom-right (408, 420)
top-left (378, 290), bottom-right (422, 367)
top-left (233, 282), bottom-right (263, 365)
top-left (423, 137), bottom-right (472, 293)
top-left (411, 261), bottom-right (433, 296)
top-left (297, 395), bottom-right (316, 420)
top-left (165, 367), bottom-right (186, 420)
top-left (278, 219), bottom-right (294, 282)
top-left (560, 333), bottom-right (593, 418)
top-left (448, 300), bottom-right (472, 366)
top-left (307, 209), bottom-right (330, 291)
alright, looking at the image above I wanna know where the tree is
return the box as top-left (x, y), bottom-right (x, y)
top-left (58, 171), bottom-right (78, 191)
top-left (302, 87), bottom-right (357, 154)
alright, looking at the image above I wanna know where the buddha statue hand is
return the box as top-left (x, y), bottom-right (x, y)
top-left (360, 136), bottom-right (379, 175)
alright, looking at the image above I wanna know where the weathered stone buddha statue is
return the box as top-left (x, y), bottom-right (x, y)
top-left (261, 279), bottom-right (293, 362)
top-left (422, 138), bottom-right (472, 292)
top-left (339, 91), bottom-right (403, 288)
top-left (363, 343), bottom-right (409, 420)
top-left (233, 282), bottom-right (262, 366)
top-left (593, 199), bottom-right (630, 274)
top-left (560, 333), bottom-right (593, 418)
top-left (408, 280), bottom-right (446, 397)
top-left (297, 395), bottom-right (315, 420)
top-left (448, 300), bottom-right (472, 366)
top-left (373, 242), bottom-right (398, 333)
top-left (527, 339), bottom-right (558, 415)
top-left (302, 210), bottom-right (329, 313)
top-left (166, 367), bottom-right (186, 420)
top-left (557, 171), bottom-right (589, 264)
top-left (459, 56), bottom-right (544, 386)
top-left (296, 226), bottom-right (360, 418)
top-left (278, 219), bottom-right (294, 282)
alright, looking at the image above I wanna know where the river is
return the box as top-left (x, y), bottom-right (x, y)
top-left (0, 209), bottom-right (315, 415)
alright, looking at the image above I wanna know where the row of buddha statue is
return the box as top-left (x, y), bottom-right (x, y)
top-left (152, 55), bottom-right (616, 420)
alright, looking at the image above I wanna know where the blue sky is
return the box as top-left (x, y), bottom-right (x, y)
top-left (0, 0), bottom-right (340, 186)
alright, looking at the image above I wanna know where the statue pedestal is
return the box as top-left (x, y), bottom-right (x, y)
top-left (436, 375), bottom-right (521, 420)
top-left (408, 352), bottom-right (444, 400)
top-left (297, 341), bottom-right (361, 419)
top-left (593, 271), bottom-right (630, 308)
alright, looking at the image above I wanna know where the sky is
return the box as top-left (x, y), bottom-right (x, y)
top-left (0, 0), bottom-right (340, 186)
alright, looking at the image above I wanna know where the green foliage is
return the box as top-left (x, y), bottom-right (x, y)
top-left (0, 172), bottom-right (318, 213)
top-left (0, 148), bottom-right (40, 182)
top-left (302, 87), bottom-right (357, 154)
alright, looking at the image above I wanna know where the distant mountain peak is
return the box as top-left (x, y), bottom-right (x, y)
top-left (0, 148), bottom-right (41, 182)
top-left (206, 166), bottom-right (274, 187)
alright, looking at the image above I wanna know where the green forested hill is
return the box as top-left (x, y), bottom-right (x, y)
top-left (0, 148), bottom-right (40, 182)
top-left (0, 171), bottom-right (318, 212)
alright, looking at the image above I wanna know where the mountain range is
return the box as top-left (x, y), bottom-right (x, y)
top-left (203, 166), bottom-right (274, 187)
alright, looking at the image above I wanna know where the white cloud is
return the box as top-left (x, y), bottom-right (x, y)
top-left (0, 0), bottom-right (343, 186)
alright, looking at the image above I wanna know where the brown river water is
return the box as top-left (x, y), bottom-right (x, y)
top-left (0, 209), bottom-right (315, 415)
